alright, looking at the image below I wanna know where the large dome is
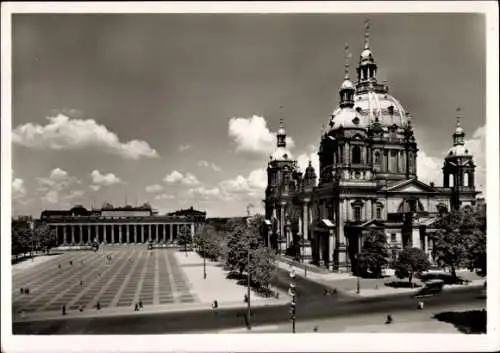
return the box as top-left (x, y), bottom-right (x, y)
top-left (354, 91), bottom-right (409, 128)
top-left (330, 107), bottom-right (368, 130)
top-left (330, 91), bottom-right (409, 130)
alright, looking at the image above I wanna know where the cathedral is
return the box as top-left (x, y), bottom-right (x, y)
top-left (264, 24), bottom-right (479, 273)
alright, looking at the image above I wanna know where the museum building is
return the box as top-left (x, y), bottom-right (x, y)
top-left (40, 204), bottom-right (206, 245)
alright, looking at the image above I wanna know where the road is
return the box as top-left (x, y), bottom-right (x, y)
top-left (13, 281), bottom-right (484, 334)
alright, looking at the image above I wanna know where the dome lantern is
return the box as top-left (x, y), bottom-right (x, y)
top-left (339, 43), bottom-right (355, 108)
top-left (357, 19), bottom-right (378, 84)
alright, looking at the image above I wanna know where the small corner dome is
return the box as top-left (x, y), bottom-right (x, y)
top-left (272, 146), bottom-right (292, 161)
top-left (340, 79), bottom-right (354, 90)
top-left (447, 145), bottom-right (471, 158)
top-left (361, 48), bottom-right (372, 59)
top-left (455, 126), bottom-right (464, 135)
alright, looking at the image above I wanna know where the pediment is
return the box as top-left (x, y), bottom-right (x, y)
top-left (385, 179), bottom-right (436, 193)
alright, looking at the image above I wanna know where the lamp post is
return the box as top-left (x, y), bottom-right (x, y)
top-left (202, 229), bottom-right (207, 280)
top-left (289, 268), bottom-right (297, 333)
top-left (356, 234), bottom-right (361, 294)
top-left (29, 220), bottom-right (35, 261)
top-left (246, 247), bottom-right (252, 330)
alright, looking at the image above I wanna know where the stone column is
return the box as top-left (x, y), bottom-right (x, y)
top-left (118, 225), bottom-right (122, 244)
top-left (126, 224), bottom-right (130, 244)
top-left (111, 225), bottom-right (116, 244)
top-left (133, 225), bottom-right (137, 243)
top-left (87, 225), bottom-right (90, 244)
top-left (155, 224), bottom-right (159, 243)
top-left (103, 224), bottom-right (107, 244)
top-left (63, 226), bottom-right (67, 245)
top-left (191, 223), bottom-right (195, 239)
top-left (367, 199), bottom-right (373, 220)
top-left (71, 225), bottom-right (75, 245)
top-left (79, 225), bottom-right (83, 244)
top-left (140, 225), bottom-right (144, 243)
top-left (303, 199), bottom-right (309, 241)
top-left (94, 224), bottom-right (98, 243)
top-left (329, 229), bottom-right (335, 270)
top-left (280, 202), bottom-right (286, 248)
top-left (148, 224), bottom-right (152, 242)
top-left (170, 224), bottom-right (173, 242)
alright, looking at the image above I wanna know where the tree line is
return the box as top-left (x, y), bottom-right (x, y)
top-left (12, 219), bottom-right (57, 260)
top-left (356, 203), bottom-right (486, 284)
top-left (190, 215), bottom-right (277, 295)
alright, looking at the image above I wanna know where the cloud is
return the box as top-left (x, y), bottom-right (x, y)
top-left (37, 168), bottom-right (82, 205)
top-left (155, 193), bottom-right (175, 200)
top-left (12, 178), bottom-right (26, 200)
top-left (163, 171), bottom-right (200, 186)
top-left (228, 115), bottom-right (295, 155)
top-left (89, 185), bottom-right (101, 191)
top-left (145, 184), bottom-right (164, 193)
top-left (416, 149), bottom-right (443, 185)
top-left (219, 168), bottom-right (267, 198)
top-left (90, 170), bottom-right (122, 188)
top-left (197, 160), bottom-right (222, 172)
top-left (296, 144), bottom-right (320, 179)
top-left (179, 144), bottom-right (192, 152)
top-left (12, 114), bottom-right (159, 160)
top-left (188, 186), bottom-right (226, 201)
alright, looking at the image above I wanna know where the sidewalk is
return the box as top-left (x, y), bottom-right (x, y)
top-left (176, 251), bottom-right (289, 304)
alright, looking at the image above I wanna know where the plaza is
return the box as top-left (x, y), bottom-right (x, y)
top-left (12, 246), bottom-right (286, 321)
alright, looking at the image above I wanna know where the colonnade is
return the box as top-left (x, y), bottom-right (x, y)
top-left (50, 223), bottom-right (195, 246)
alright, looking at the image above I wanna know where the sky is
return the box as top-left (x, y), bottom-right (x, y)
top-left (10, 13), bottom-right (486, 218)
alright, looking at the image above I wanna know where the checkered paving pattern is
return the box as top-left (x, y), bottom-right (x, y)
top-left (12, 246), bottom-right (197, 314)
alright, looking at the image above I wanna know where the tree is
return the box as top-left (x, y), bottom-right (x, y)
top-left (35, 224), bottom-right (57, 254)
top-left (224, 222), bottom-right (261, 275)
top-left (177, 224), bottom-right (193, 254)
top-left (249, 246), bottom-right (277, 291)
top-left (195, 224), bottom-right (224, 261)
top-left (12, 220), bottom-right (31, 259)
top-left (394, 247), bottom-right (430, 286)
top-left (358, 230), bottom-right (389, 278)
top-left (431, 207), bottom-right (484, 280)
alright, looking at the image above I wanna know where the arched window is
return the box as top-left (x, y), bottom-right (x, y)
top-left (352, 146), bottom-right (361, 164)
top-left (376, 207), bottom-right (382, 219)
top-left (464, 173), bottom-right (469, 187)
top-left (354, 206), bottom-right (362, 221)
top-left (374, 151), bottom-right (381, 167)
top-left (449, 174), bottom-right (454, 187)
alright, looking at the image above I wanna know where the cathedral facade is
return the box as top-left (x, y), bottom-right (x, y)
top-left (264, 27), bottom-right (479, 273)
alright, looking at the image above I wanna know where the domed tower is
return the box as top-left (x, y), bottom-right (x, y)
top-left (442, 109), bottom-right (477, 209)
top-left (320, 42), bottom-right (373, 186)
top-left (352, 20), bottom-right (418, 183)
top-left (265, 118), bottom-right (295, 248)
top-left (303, 160), bottom-right (317, 191)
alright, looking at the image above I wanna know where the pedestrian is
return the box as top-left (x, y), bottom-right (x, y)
top-left (69, 260), bottom-right (73, 266)
top-left (385, 314), bottom-right (393, 324)
top-left (58, 264), bottom-right (61, 270)
top-left (96, 301), bottom-right (101, 310)
top-left (139, 299), bottom-right (143, 309)
top-left (80, 280), bottom-right (83, 287)
top-left (134, 303), bottom-right (139, 311)
top-left (313, 326), bottom-right (318, 332)
top-left (62, 305), bottom-right (66, 316)
top-left (26, 288), bottom-right (30, 295)
top-left (244, 294), bottom-right (248, 303)
top-left (20, 288), bottom-right (24, 295)
top-left (211, 300), bottom-right (218, 309)
top-left (79, 304), bottom-right (84, 312)
top-left (417, 300), bottom-right (424, 310)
